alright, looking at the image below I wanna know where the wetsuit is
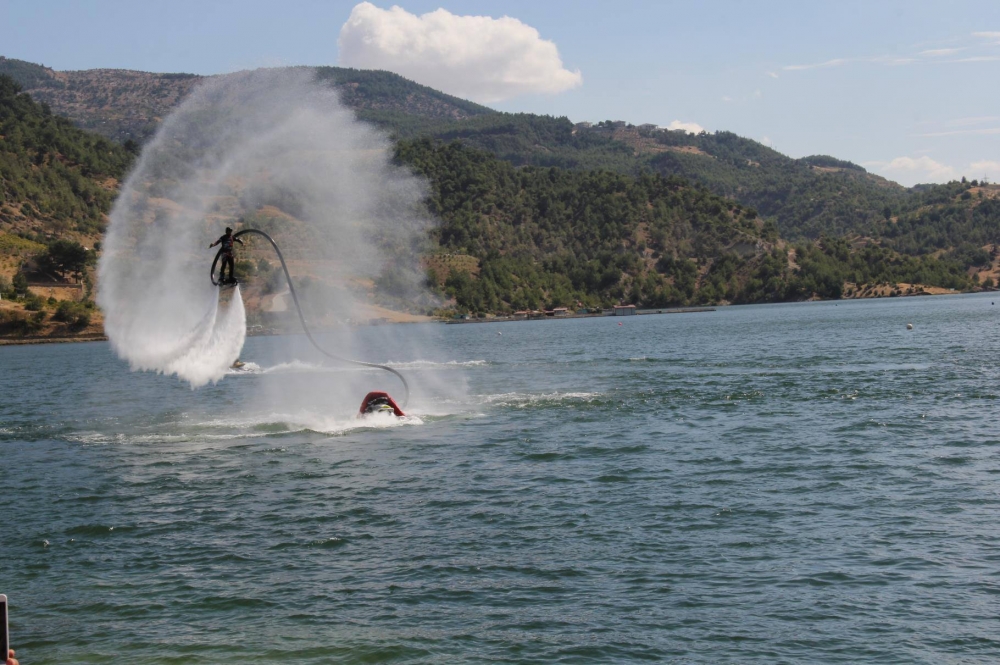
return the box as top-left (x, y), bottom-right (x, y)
top-left (212, 233), bottom-right (243, 283)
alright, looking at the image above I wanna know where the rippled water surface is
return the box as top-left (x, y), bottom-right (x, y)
top-left (3, 294), bottom-right (1000, 663)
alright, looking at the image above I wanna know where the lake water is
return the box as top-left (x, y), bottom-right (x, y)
top-left (3, 294), bottom-right (1000, 663)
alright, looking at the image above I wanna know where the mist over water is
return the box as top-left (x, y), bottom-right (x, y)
top-left (98, 69), bottom-right (433, 392)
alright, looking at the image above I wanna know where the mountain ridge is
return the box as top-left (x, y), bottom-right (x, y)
top-left (0, 57), bottom-right (496, 143)
top-left (0, 60), bottom-right (996, 331)
top-left (0, 57), bottom-right (941, 242)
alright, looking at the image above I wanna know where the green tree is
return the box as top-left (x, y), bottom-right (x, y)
top-left (12, 272), bottom-right (28, 295)
top-left (41, 239), bottom-right (89, 281)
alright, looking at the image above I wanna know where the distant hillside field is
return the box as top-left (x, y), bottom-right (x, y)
top-left (0, 74), bottom-right (132, 239)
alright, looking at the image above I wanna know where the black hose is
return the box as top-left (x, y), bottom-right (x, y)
top-left (211, 229), bottom-right (409, 407)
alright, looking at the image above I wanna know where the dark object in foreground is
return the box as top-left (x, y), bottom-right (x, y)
top-left (359, 391), bottom-right (405, 417)
top-left (1, 594), bottom-right (9, 665)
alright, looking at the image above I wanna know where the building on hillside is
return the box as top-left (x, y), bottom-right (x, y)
top-left (613, 304), bottom-right (637, 316)
top-left (638, 123), bottom-right (658, 132)
top-left (551, 307), bottom-right (569, 316)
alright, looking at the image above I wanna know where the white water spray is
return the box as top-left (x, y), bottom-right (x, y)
top-left (98, 69), bottom-right (433, 390)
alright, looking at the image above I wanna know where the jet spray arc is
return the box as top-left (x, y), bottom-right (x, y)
top-left (212, 228), bottom-right (409, 415)
top-left (99, 70), bottom-right (436, 407)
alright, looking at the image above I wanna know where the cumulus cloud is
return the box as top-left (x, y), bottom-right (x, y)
top-left (880, 156), bottom-right (957, 183)
top-left (666, 120), bottom-right (704, 134)
top-left (970, 160), bottom-right (1000, 176)
top-left (872, 156), bottom-right (1000, 185)
top-left (338, 2), bottom-right (582, 103)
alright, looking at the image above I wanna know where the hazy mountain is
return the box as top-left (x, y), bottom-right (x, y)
top-left (0, 57), bottom-right (494, 143)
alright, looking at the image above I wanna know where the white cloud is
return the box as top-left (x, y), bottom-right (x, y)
top-left (949, 55), bottom-right (1000, 63)
top-left (721, 95), bottom-right (734, 103)
top-left (920, 48), bottom-right (960, 56)
top-left (766, 71), bottom-right (778, 79)
top-left (761, 136), bottom-right (773, 147)
top-left (880, 156), bottom-right (957, 183)
top-left (918, 126), bottom-right (1000, 137)
top-left (948, 116), bottom-right (1000, 127)
top-left (783, 58), bottom-right (850, 71)
top-left (970, 160), bottom-right (1000, 176)
top-left (338, 2), bottom-right (582, 103)
top-left (866, 55), bottom-right (917, 66)
top-left (972, 31), bottom-right (1000, 45)
top-left (753, 88), bottom-right (762, 98)
top-left (666, 120), bottom-right (704, 134)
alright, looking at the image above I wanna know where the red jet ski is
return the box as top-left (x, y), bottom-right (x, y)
top-left (359, 391), bottom-right (405, 417)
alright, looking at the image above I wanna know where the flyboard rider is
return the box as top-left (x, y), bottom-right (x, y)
top-left (209, 226), bottom-right (243, 285)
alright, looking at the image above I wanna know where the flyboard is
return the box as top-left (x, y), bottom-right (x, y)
top-left (214, 276), bottom-right (240, 306)
top-left (210, 229), bottom-right (409, 418)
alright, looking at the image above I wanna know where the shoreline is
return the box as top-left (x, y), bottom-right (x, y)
top-left (445, 307), bottom-right (716, 324)
top-left (0, 334), bottom-right (108, 346)
top-left (0, 289), bottom-right (990, 346)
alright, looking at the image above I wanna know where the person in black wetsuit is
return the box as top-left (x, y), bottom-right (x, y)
top-left (209, 227), bottom-right (243, 284)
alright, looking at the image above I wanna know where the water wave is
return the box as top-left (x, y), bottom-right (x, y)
top-left (384, 359), bottom-right (489, 369)
top-left (65, 408), bottom-right (427, 445)
top-left (479, 391), bottom-right (603, 408)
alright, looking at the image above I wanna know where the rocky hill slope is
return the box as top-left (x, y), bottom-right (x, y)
top-left (0, 57), bottom-right (919, 242)
top-left (0, 61), bottom-right (994, 333)
top-left (0, 57), bottom-right (494, 143)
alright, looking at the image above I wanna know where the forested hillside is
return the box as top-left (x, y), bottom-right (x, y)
top-left (377, 113), bottom-right (913, 242)
top-left (394, 140), bottom-right (975, 311)
top-left (0, 60), bottom-right (994, 332)
top-left (878, 179), bottom-right (1000, 255)
top-left (7, 57), bottom-right (996, 252)
top-left (0, 58), bottom-right (933, 242)
top-left (0, 74), bottom-right (132, 237)
top-left (642, 129), bottom-right (907, 239)
top-left (0, 74), bottom-right (129, 336)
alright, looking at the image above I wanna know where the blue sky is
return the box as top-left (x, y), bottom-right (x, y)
top-left (2, 0), bottom-right (998, 186)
